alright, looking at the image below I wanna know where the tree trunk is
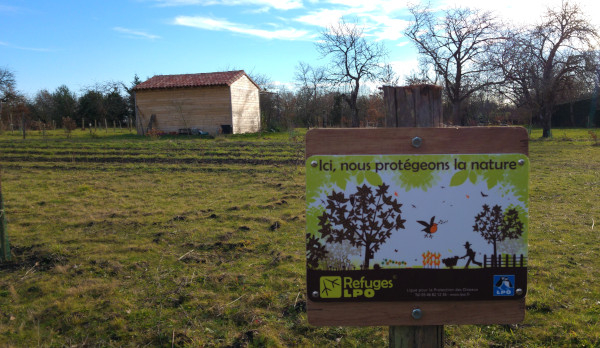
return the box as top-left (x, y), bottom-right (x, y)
top-left (452, 100), bottom-right (462, 125)
top-left (363, 244), bottom-right (371, 270)
top-left (542, 108), bottom-right (552, 138)
top-left (493, 240), bottom-right (498, 267)
top-left (352, 107), bottom-right (360, 127)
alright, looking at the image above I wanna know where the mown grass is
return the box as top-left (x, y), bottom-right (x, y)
top-left (0, 127), bottom-right (599, 347)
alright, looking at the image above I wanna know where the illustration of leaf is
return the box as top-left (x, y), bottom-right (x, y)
top-left (365, 171), bottom-right (383, 187)
top-left (468, 170), bottom-right (477, 184)
top-left (450, 170), bottom-right (468, 187)
top-left (334, 172), bottom-right (350, 190)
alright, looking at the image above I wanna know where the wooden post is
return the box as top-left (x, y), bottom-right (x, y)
top-left (0, 175), bottom-right (11, 262)
top-left (383, 85), bottom-right (442, 128)
top-left (383, 84), bottom-right (443, 347)
top-left (389, 326), bottom-right (444, 348)
top-left (21, 112), bottom-right (26, 140)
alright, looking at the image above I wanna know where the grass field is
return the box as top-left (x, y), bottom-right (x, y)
top-left (0, 127), bottom-right (599, 347)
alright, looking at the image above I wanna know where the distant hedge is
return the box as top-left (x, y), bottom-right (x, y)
top-left (552, 97), bottom-right (600, 127)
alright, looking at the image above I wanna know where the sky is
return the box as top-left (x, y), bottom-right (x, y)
top-left (1, 0), bottom-right (599, 98)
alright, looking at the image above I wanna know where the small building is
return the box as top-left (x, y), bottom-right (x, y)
top-left (133, 70), bottom-right (261, 135)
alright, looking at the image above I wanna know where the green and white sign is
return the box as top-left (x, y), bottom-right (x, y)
top-left (306, 154), bottom-right (529, 302)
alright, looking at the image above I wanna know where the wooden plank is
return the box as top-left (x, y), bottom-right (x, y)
top-left (382, 87), bottom-right (397, 127)
top-left (307, 298), bottom-right (525, 326)
top-left (396, 88), bottom-right (415, 127)
top-left (306, 127), bottom-right (529, 157)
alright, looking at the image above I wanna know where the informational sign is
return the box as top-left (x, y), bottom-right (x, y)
top-left (306, 153), bottom-right (528, 302)
top-left (305, 127), bottom-right (529, 326)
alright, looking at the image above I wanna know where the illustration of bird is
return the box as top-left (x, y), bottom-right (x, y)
top-left (417, 216), bottom-right (438, 238)
top-left (495, 276), bottom-right (513, 289)
top-left (481, 191), bottom-right (488, 197)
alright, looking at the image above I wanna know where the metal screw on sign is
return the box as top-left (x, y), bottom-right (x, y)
top-left (515, 288), bottom-right (523, 296)
top-left (411, 308), bottom-right (423, 320)
top-left (311, 161), bottom-right (318, 167)
top-left (411, 137), bottom-right (423, 148)
top-left (518, 159), bottom-right (525, 166)
top-left (312, 291), bottom-right (319, 298)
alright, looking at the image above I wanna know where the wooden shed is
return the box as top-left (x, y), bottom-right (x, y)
top-left (133, 70), bottom-right (261, 135)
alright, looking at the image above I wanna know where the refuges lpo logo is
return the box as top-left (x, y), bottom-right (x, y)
top-left (319, 276), bottom-right (342, 298)
top-left (319, 276), bottom-right (393, 298)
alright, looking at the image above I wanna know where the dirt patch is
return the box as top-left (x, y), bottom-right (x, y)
top-left (0, 244), bottom-right (70, 272)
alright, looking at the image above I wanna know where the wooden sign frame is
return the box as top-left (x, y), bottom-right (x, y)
top-left (306, 127), bottom-right (528, 326)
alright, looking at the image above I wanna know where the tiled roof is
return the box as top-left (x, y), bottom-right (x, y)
top-left (133, 70), bottom-right (257, 91)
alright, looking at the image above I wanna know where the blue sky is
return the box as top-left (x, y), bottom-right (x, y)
top-left (1, 0), bottom-right (597, 97)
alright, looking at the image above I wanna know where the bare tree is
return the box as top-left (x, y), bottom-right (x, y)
top-left (0, 70), bottom-right (27, 132)
top-left (295, 62), bottom-right (327, 127)
top-left (495, 1), bottom-right (598, 137)
top-left (317, 18), bottom-right (388, 127)
top-left (29, 89), bottom-right (54, 124)
top-left (0, 68), bottom-right (16, 100)
top-left (405, 4), bottom-right (505, 125)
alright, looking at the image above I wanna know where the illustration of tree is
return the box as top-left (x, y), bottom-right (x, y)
top-left (318, 183), bottom-right (406, 269)
top-left (473, 204), bottom-right (524, 266)
top-left (306, 233), bottom-right (328, 269)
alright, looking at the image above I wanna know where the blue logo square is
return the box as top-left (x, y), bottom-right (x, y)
top-left (493, 275), bottom-right (515, 296)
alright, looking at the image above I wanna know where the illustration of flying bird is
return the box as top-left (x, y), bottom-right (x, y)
top-left (417, 216), bottom-right (438, 238)
top-left (481, 191), bottom-right (488, 197)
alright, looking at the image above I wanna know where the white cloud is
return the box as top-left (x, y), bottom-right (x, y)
top-left (437, 0), bottom-right (600, 26)
top-left (113, 27), bottom-right (161, 40)
top-left (154, 0), bottom-right (302, 10)
top-left (293, 1), bottom-right (411, 41)
top-left (0, 41), bottom-right (53, 52)
top-left (389, 58), bottom-right (421, 82)
top-left (364, 15), bottom-right (409, 41)
top-left (294, 8), bottom-right (351, 28)
top-left (173, 16), bottom-right (311, 40)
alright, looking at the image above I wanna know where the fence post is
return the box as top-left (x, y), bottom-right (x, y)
top-left (383, 84), bottom-right (443, 347)
top-left (0, 175), bottom-right (11, 262)
top-left (520, 254), bottom-right (524, 267)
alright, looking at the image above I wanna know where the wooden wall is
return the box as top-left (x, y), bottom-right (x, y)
top-left (230, 75), bottom-right (261, 134)
top-left (135, 76), bottom-right (261, 135)
top-left (135, 86), bottom-right (232, 135)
